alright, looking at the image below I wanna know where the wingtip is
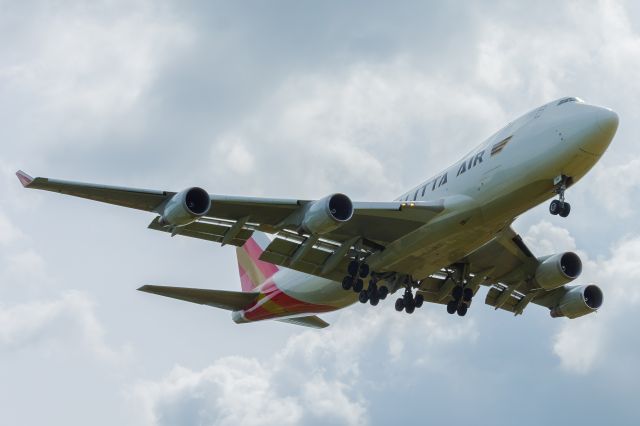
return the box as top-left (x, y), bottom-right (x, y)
top-left (137, 285), bottom-right (150, 292)
top-left (15, 170), bottom-right (34, 187)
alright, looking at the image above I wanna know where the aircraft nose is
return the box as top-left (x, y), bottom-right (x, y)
top-left (596, 108), bottom-right (619, 138)
top-left (578, 106), bottom-right (619, 155)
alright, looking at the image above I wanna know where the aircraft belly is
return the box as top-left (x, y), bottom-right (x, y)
top-left (240, 269), bottom-right (356, 323)
top-left (275, 269), bottom-right (357, 308)
top-left (389, 224), bottom-right (500, 279)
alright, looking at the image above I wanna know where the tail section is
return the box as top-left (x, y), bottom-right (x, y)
top-left (236, 231), bottom-right (279, 292)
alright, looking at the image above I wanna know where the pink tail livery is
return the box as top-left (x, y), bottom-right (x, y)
top-left (236, 232), bottom-right (279, 292)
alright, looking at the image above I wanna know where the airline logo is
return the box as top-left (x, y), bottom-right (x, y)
top-left (491, 136), bottom-right (512, 156)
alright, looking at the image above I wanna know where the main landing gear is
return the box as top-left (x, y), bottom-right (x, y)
top-left (342, 260), bottom-right (389, 307)
top-left (445, 264), bottom-right (474, 317)
top-left (549, 174), bottom-right (571, 218)
top-left (394, 278), bottom-right (424, 315)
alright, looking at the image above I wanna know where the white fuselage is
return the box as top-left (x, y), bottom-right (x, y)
top-left (241, 98), bottom-right (618, 319)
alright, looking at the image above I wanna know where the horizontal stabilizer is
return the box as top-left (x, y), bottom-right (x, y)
top-left (138, 285), bottom-right (258, 311)
top-left (277, 315), bottom-right (329, 329)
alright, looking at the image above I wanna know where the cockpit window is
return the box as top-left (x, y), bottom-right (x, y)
top-left (557, 97), bottom-right (584, 106)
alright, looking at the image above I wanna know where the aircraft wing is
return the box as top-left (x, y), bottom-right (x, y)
top-left (463, 227), bottom-right (578, 315)
top-left (17, 171), bottom-right (443, 278)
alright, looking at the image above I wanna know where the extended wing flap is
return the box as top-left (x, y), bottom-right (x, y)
top-left (147, 216), bottom-right (254, 247)
top-left (259, 232), bottom-right (354, 281)
top-left (138, 285), bottom-right (259, 311)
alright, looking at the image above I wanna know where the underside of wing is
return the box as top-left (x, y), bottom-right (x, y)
top-left (17, 170), bottom-right (171, 211)
top-left (138, 285), bottom-right (259, 311)
top-left (277, 315), bottom-right (329, 329)
top-left (18, 171), bottom-right (451, 285)
top-left (460, 226), bottom-right (600, 317)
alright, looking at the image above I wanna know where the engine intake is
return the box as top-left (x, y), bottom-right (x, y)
top-left (550, 284), bottom-right (603, 319)
top-left (535, 252), bottom-right (582, 290)
top-left (301, 193), bottom-right (353, 235)
top-left (159, 187), bottom-right (211, 227)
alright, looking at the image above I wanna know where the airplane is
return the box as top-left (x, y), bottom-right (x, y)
top-left (16, 96), bottom-right (618, 329)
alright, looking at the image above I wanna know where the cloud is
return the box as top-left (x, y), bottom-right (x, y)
top-left (523, 220), bottom-right (577, 254)
top-left (206, 59), bottom-right (505, 200)
top-left (129, 308), bottom-right (476, 426)
top-left (130, 358), bottom-right (303, 426)
top-left (0, 0), bottom-right (193, 154)
top-left (0, 291), bottom-right (130, 363)
top-left (590, 158), bottom-right (640, 218)
top-left (0, 210), bottom-right (23, 245)
top-left (524, 221), bottom-right (640, 374)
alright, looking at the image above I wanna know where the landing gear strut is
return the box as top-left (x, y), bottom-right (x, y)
top-left (394, 278), bottom-right (424, 314)
top-left (549, 175), bottom-right (571, 218)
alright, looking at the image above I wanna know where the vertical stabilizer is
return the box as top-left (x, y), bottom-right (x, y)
top-left (236, 232), bottom-right (279, 292)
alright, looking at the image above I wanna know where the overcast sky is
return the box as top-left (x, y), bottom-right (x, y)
top-left (1, 1), bottom-right (640, 425)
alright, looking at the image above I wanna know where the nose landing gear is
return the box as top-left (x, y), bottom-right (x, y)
top-left (549, 175), bottom-right (571, 218)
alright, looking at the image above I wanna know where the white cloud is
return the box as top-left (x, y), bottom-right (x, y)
top-left (302, 376), bottom-right (366, 426)
top-left (591, 158), bottom-right (640, 217)
top-left (525, 221), bottom-right (640, 374)
top-left (0, 291), bottom-right (130, 363)
top-left (1, 0), bottom-right (193, 145)
top-left (523, 220), bottom-right (577, 254)
top-left (552, 316), bottom-right (604, 374)
top-left (0, 210), bottom-right (23, 245)
top-left (129, 308), bottom-right (476, 426)
top-left (207, 60), bottom-right (505, 199)
top-left (131, 359), bottom-right (302, 426)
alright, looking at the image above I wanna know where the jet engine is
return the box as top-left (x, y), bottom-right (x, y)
top-left (159, 187), bottom-right (211, 227)
top-left (535, 252), bottom-right (582, 290)
top-left (550, 284), bottom-right (603, 319)
top-left (301, 193), bottom-right (353, 235)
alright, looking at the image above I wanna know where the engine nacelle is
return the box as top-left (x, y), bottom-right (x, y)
top-left (301, 193), bottom-right (353, 234)
top-left (159, 187), bottom-right (211, 227)
top-left (550, 284), bottom-right (603, 319)
top-left (535, 252), bottom-right (582, 290)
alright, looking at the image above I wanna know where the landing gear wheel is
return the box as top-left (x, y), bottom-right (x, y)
top-left (405, 300), bottom-right (416, 314)
top-left (446, 300), bottom-right (457, 314)
top-left (341, 276), bottom-right (352, 290)
top-left (457, 303), bottom-right (468, 317)
top-left (452, 286), bottom-right (463, 301)
top-left (358, 263), bottom-right (370, 278)
top-left (463, 288), bottom-right (473, 302)
top-left (414, 294), bottom-right (424, 308)
top-left (549, 199), bottom-right (561, 215)
top-left (559, 202), bottom-right (571, 218)
top-left (378, 286), bottom-right (389, 300)
top-left (370, 295), bottom-right (379, 306)
top-left (359, 290), bottom-right (369, 304)
top-left (347, 260), bottom-right (359, 277)
top-left (395, 298), bottom-right (405, 312)
top-left (353, 279), bottom-right (364, 293)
